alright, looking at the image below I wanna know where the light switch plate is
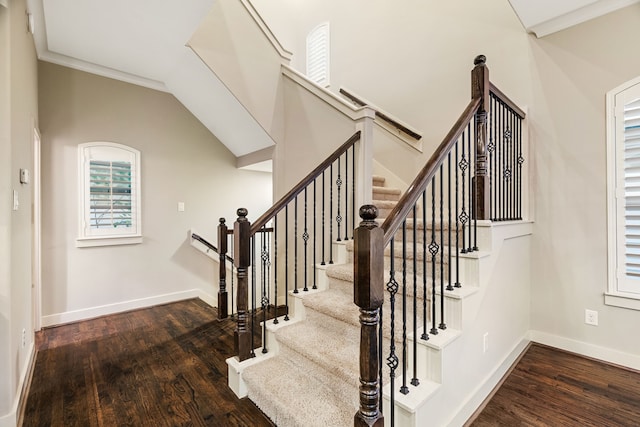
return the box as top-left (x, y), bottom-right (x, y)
top-left (12, 190), bottom-right (19, 211)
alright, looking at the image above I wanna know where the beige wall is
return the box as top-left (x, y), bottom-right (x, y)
top-left (252, 0), bottom-right (640, 363)
top-left (528, 5), bottom-right (640, 356)
top-left (252, 0), bottom-right (531, 168)
top-left (0, 0), bottom-right (38, 422)
top-left (38, 62), bottom-right (272, 324)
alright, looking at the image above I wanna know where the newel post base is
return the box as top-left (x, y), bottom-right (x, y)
top-left (353, 205), bottom-right (384, 427)
top-left (217, 217), bottom-right (228, 320)
top-left (233, 208), bottom-right (252, 362)
top-left (472, 54), bottom-right (491, 221)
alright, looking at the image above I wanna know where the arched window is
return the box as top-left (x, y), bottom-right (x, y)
top-left (77, 142), bottom-right (142, 247)
top-left (606, 77), bottom-right (640, 309)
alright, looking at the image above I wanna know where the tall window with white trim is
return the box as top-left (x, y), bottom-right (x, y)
top-left (607, 77), bottom-right (640, 308)
top-left (77, 142), bottom-right (142, 247)
top-left (306, 22), bottom-right (330, 88)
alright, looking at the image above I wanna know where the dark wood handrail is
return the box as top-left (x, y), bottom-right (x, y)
top-left (191, 232), bottom-right (234, 263)
top-left (339, 89), bottom-right (422, 141)
top-left (249, 131), bottom-right (361, 235)
top-left (381, 97), bottom-right (481, 245)
top-left (489, 82), bottom-right (525, 119)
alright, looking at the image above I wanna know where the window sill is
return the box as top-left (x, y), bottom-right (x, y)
top-left (604, 292), bottom-right (640, 311)
top-left (76, 235), bottom-right (143, 248)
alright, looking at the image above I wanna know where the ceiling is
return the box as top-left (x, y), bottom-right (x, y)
top-left (24, 0), bottom-right (639, 159)
top-left (508, 0), bottom-right (640, 37)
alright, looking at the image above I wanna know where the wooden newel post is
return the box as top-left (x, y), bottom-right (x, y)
top-left (353, 205), bottom-right (384, 427)
top-left (234, 208), bottom-right (252, 361)
top-left (217, 218), bottom-right (228, 320)
top-left (472, 54), bottom-right (491, 220)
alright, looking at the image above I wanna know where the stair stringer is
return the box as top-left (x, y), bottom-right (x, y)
top-left (386, 220), bottom-right (533, 427)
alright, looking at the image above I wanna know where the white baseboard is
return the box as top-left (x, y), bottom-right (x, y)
top-left (447, 336), bottom-right (530, 427)
top-left (529, 330), bottom-right (640, 371)
top-left (41, 289), bottom-right (217, 327)
top-left (0, 341), bottom-right (35, 427)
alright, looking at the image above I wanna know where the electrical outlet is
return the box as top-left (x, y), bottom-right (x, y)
top-left (22, 328), bottom-right (26, 348)
top-left (585, 309), bottom-right (598, 326)
top-left (483, 332), bottom-right (489, 353)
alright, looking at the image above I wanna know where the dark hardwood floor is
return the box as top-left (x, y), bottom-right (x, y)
top-left (469, 343), bottom-right (640, 426)
top-left (23, 298), bottom-right (274, 427)
top-left (24, 300), bottom-right (640, 427)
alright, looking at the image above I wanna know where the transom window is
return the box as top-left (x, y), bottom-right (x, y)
top-left (77, 142), bottom-right (142, 247)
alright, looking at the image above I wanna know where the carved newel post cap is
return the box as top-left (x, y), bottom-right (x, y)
top-left (219, 217), bottom-right (226, 224)
top-left (236, 208), bottom-right (248, 218)
top-left (474, 55), bottom-right (486, 66)
top-left (359, 205), bottom-right (379, 221)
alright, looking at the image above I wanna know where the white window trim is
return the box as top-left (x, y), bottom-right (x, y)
top-left (77, 142), bottom-right (142, 247)
top-left (606, 75), bottom-right (640, 310)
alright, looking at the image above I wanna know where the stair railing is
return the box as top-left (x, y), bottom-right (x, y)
top-left (228, 131), bottom-right (362, 361)
top-left (353, 55), bottom-right (526, 426)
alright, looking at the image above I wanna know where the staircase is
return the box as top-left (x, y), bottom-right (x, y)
top-left (238, 175), bottom-right (462, 426)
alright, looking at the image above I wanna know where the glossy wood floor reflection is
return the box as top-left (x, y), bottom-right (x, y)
top-left (469, 343), bottom-right (640, 426)
top-left (23, 299), bottom-right (274, 427)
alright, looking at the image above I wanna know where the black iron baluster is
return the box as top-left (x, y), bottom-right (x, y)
top-left (336, 156), bottom-right (342, 242)
top-left (511, 109), bottom-right (516, 220)
top-left (421, 189), bottom-right (429, 340)
top-left (303, 188), bottom-right (309, 292)
top-left (251, 236), bottom-right (256, 358)
top-left (261, 227), bottom-right (268, 354)
top-left (447, 152), bottom-right (453, 292)
top-left (386, 240), bottom-right (399, 423)
top-left (460, 130), bottom-right (468, 254)
top-left (455, 141), bottom-right (461, 288)
top-left (487, 93), bottom-right (496, 220)
top-left (231, 235), bottom-right (235, 316)
top-left (411, 205), bottom-right (419, 387)
top-left (313, 179), bottom-right (317, 289)
top-left (294, 196), bottom-right (299, 294)
top-left (344, 150), bottom-right (349, 241)
top-left (430, 177), bottom-right (439, 336)
top-left (273, 214), bottom-right (279, 325)
top-left (352, 145), bottom-right (356, 240)
top-left (330, 164), bottom-right (334, 264)
top-left (400, 222), bottom-right (409, 395)
top-left (467, 123), bottom-right (473, 252)
top-left (322, 171), bottom-right (326, 265)
top-left (500, 103), bottom-right (507, 220)
top-left (285, 205), bottom-right (290, 321)
top-left (517, 115), bottom-right (524, 220)
top-left (439, 166), bottom-right (447, 330)
top-left (473, 121), bottom-right (478, 252)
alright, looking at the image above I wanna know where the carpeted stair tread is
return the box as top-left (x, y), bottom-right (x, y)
top-left (372, 175), bottom-right (386, 187)
top-left (243, 356), bottom-right (355, 427)
top-left (302, 287), bottom-right (424, 342)
top-left (276, 320), bottom-right (360, 388)
top-left (326, 263), bottom-right (452, 300)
